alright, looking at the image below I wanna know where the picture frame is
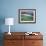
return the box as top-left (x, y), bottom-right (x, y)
top-left (18, 9), bottom-right (36, 23)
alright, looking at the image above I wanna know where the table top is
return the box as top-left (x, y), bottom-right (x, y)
top-left (4, 32), bottom-right (43, 40)
top-left (4, 32), bottom-right (43, 35)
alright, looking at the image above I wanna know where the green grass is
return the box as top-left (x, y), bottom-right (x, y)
top-left (21, 15), bottom-right (33, 21)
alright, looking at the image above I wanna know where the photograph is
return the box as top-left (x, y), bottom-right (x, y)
top-left (18, 9), bottom-right (36, 23)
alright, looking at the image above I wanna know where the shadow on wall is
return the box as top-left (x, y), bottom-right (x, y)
top-left (0, 16), bottom-right (5, 46)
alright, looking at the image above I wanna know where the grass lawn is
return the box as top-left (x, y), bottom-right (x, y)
top-left (21, 15), bottom-right (33, 21)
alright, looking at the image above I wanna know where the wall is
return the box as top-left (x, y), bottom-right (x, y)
top-left (0, 0), bottom-right (46, 46)
top-left (0, 0), bottom-right (46, 32)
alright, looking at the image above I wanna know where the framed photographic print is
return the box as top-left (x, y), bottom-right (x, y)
top-left (18, 9), bottom-right (36, 23)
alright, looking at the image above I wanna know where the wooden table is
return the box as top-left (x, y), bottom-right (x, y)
top-left (4, 32), bottom-right (43, 46)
